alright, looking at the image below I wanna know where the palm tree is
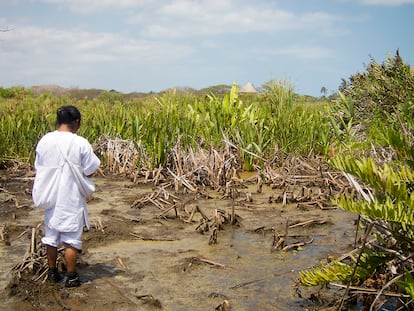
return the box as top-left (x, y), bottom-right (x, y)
top-left (320, 86), bottom-right (327, 98)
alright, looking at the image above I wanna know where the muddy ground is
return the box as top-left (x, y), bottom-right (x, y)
top-left (0, 168), bottom-right (358, 311)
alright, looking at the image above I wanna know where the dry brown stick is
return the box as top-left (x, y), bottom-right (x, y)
top-left (181, 176), bottom-right (197, 192)
top-left (167, 168), bottom-right (197, 192)
top-left (98, 217), bottom-right (105, 232)
top-left (209, 226), bottom-right (218, 245)
top-left (369, 269), bottom-right (414, 311)
top-left (116, 256), bottom-right (128, 270)
top-left (153, 168), bottom-right (163, 185)
top-left (289, 219), bottom-right (327, 229)
top-left (10, 229), bottom-right (29, 241)
top-left (254, 226), bottom-right (266, 233)
top-left (110, 215), bottom-right (140, 223)
top-left (157, 203), bottom-right (179, 218)
top-left (163, 189), bottom-right (180, 201)
top-left (185, 205), bottom-right (197, 223)
top-left (216, 300), bottom-right (231, 311)
top-left (129, 232), bottom-right (174, 241)
top-left (192, 256), bottom-right (226, 268)
top-left (196, 206), bottom-right (210, 221)
top-left (34, 266), bottom-right (49, 283)
top-left (337, 222), bottom-right (374, 311)
top-left (281, 238), bottom-right (314, 252)
top-left (176, 140), bottom-right (182, 176)
top-left (289, 219), bottom-right (317, 228)
top-left (157, 197), bottom-right (173, 206)
top-left (230, 277), bottom-right (270, 289)
top-left (272, 235), bottom-right (284, 251)
top-left (136, 294), bottom-right (155, 299)
top-left (30, 227), bottom-right (36, 255)
top-left (330, 283), bottom-right (410, 298)
top-left (0, 225), bottom-right (4, 241)
top-left (271, 220), bottom-right (288, 251)
top-left (257, 174), bottom-right (263, 193)
top-left (148, 197), bottom-right (164, 209)
top-left (282, 191), bottom-right (287, 207)
top-left (326, 171), bottom-right (342, 188)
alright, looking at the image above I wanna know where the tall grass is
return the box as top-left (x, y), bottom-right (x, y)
top-left (0, 93), bottom-right (59, 166)
top-left (0, 83), bottom-right (336, 169)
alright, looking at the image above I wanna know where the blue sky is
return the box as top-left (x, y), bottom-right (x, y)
top-left (1, 0), bottom-right (413, 96)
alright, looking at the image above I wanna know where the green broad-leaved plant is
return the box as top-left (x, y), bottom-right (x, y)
top-left (395, 270), bottom-right (414, 299)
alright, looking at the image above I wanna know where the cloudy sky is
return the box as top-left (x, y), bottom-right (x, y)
top-left (1, 0), bottom-right (413, 96)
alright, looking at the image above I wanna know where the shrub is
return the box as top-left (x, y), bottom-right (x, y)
top-left (339, 50), bottom-right (414, 120)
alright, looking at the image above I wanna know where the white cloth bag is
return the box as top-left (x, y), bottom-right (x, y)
top-left (57, 142), bottom-right (96, 198)
top-left (32, 165), bottom-right (61, 210)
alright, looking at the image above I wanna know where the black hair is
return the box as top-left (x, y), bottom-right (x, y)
top-left (56, 105), bottom-right (81, 129)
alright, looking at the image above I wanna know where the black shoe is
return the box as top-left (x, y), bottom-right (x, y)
top-left (64, 272), bottom-right (81, 288)
top-left (47, 267), bottom-right (62, 283)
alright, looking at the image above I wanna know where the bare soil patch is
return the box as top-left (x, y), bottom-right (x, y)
top-left (0, 168), bottom-right (357, 310)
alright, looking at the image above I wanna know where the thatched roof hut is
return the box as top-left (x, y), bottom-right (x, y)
top-left (239, 82), bottom-right (258, 93)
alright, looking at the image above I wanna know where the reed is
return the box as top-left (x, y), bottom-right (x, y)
top-left (0, 83), bottom-right (335, 169)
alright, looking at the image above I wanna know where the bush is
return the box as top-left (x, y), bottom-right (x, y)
top-left (339, 50), bottom-right (414, 119)
top-left (0, 86), bottom-right (30, 99)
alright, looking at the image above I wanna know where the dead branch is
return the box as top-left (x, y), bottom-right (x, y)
top-left (189, 256), bottom-right (226, 268)
top-left (215, 299), bottom-right (231, 311)
top-left (129, 232), bottom-right (174, 241)
top-left (289, 219), bottom-right (327, 229)
top-left (369, 269), bottom-right (414, 311)
top-left (330, 282), bottom-right (411, 299)
top-left (281, 238), bottom-right (314, 252)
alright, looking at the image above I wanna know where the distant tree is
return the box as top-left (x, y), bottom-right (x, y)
top-left (320, 86), bottom-right (328, 98)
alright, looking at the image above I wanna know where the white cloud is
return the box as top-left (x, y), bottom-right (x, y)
top-left (1, 24), bottom-right (193, 61)
top-left (40, 0), bottom-right (156, 13)
top-left (0, 24), bottom-right (193, 86)
top-left (357, 0), bottom-right (414, 5)
top-left (125, 1), bottom-right (339, 39)
top-left (15, 0), bottom-right (340, 39)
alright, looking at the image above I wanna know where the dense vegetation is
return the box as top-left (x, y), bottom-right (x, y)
top-left (1, 51), bottom-right (413, 309)
top-left (0, 81), bottom-right (334, 170)
top-left (300, 51), bottom-right (414, 310)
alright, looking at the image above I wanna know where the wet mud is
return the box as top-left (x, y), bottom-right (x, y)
top-left (0, 169), bottom-right (358, 310)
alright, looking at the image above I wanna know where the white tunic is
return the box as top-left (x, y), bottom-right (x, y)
top-left (33, 131), bottom-right (100, 232)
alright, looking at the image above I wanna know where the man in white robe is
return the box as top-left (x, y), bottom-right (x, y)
top-left (33, 105), bottom-right (100, 287)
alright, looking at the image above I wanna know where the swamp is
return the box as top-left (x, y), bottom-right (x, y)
top-left (0, 156), bottom-right (357, 310)
top-left (1, 52), bottom-right (414, 310)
